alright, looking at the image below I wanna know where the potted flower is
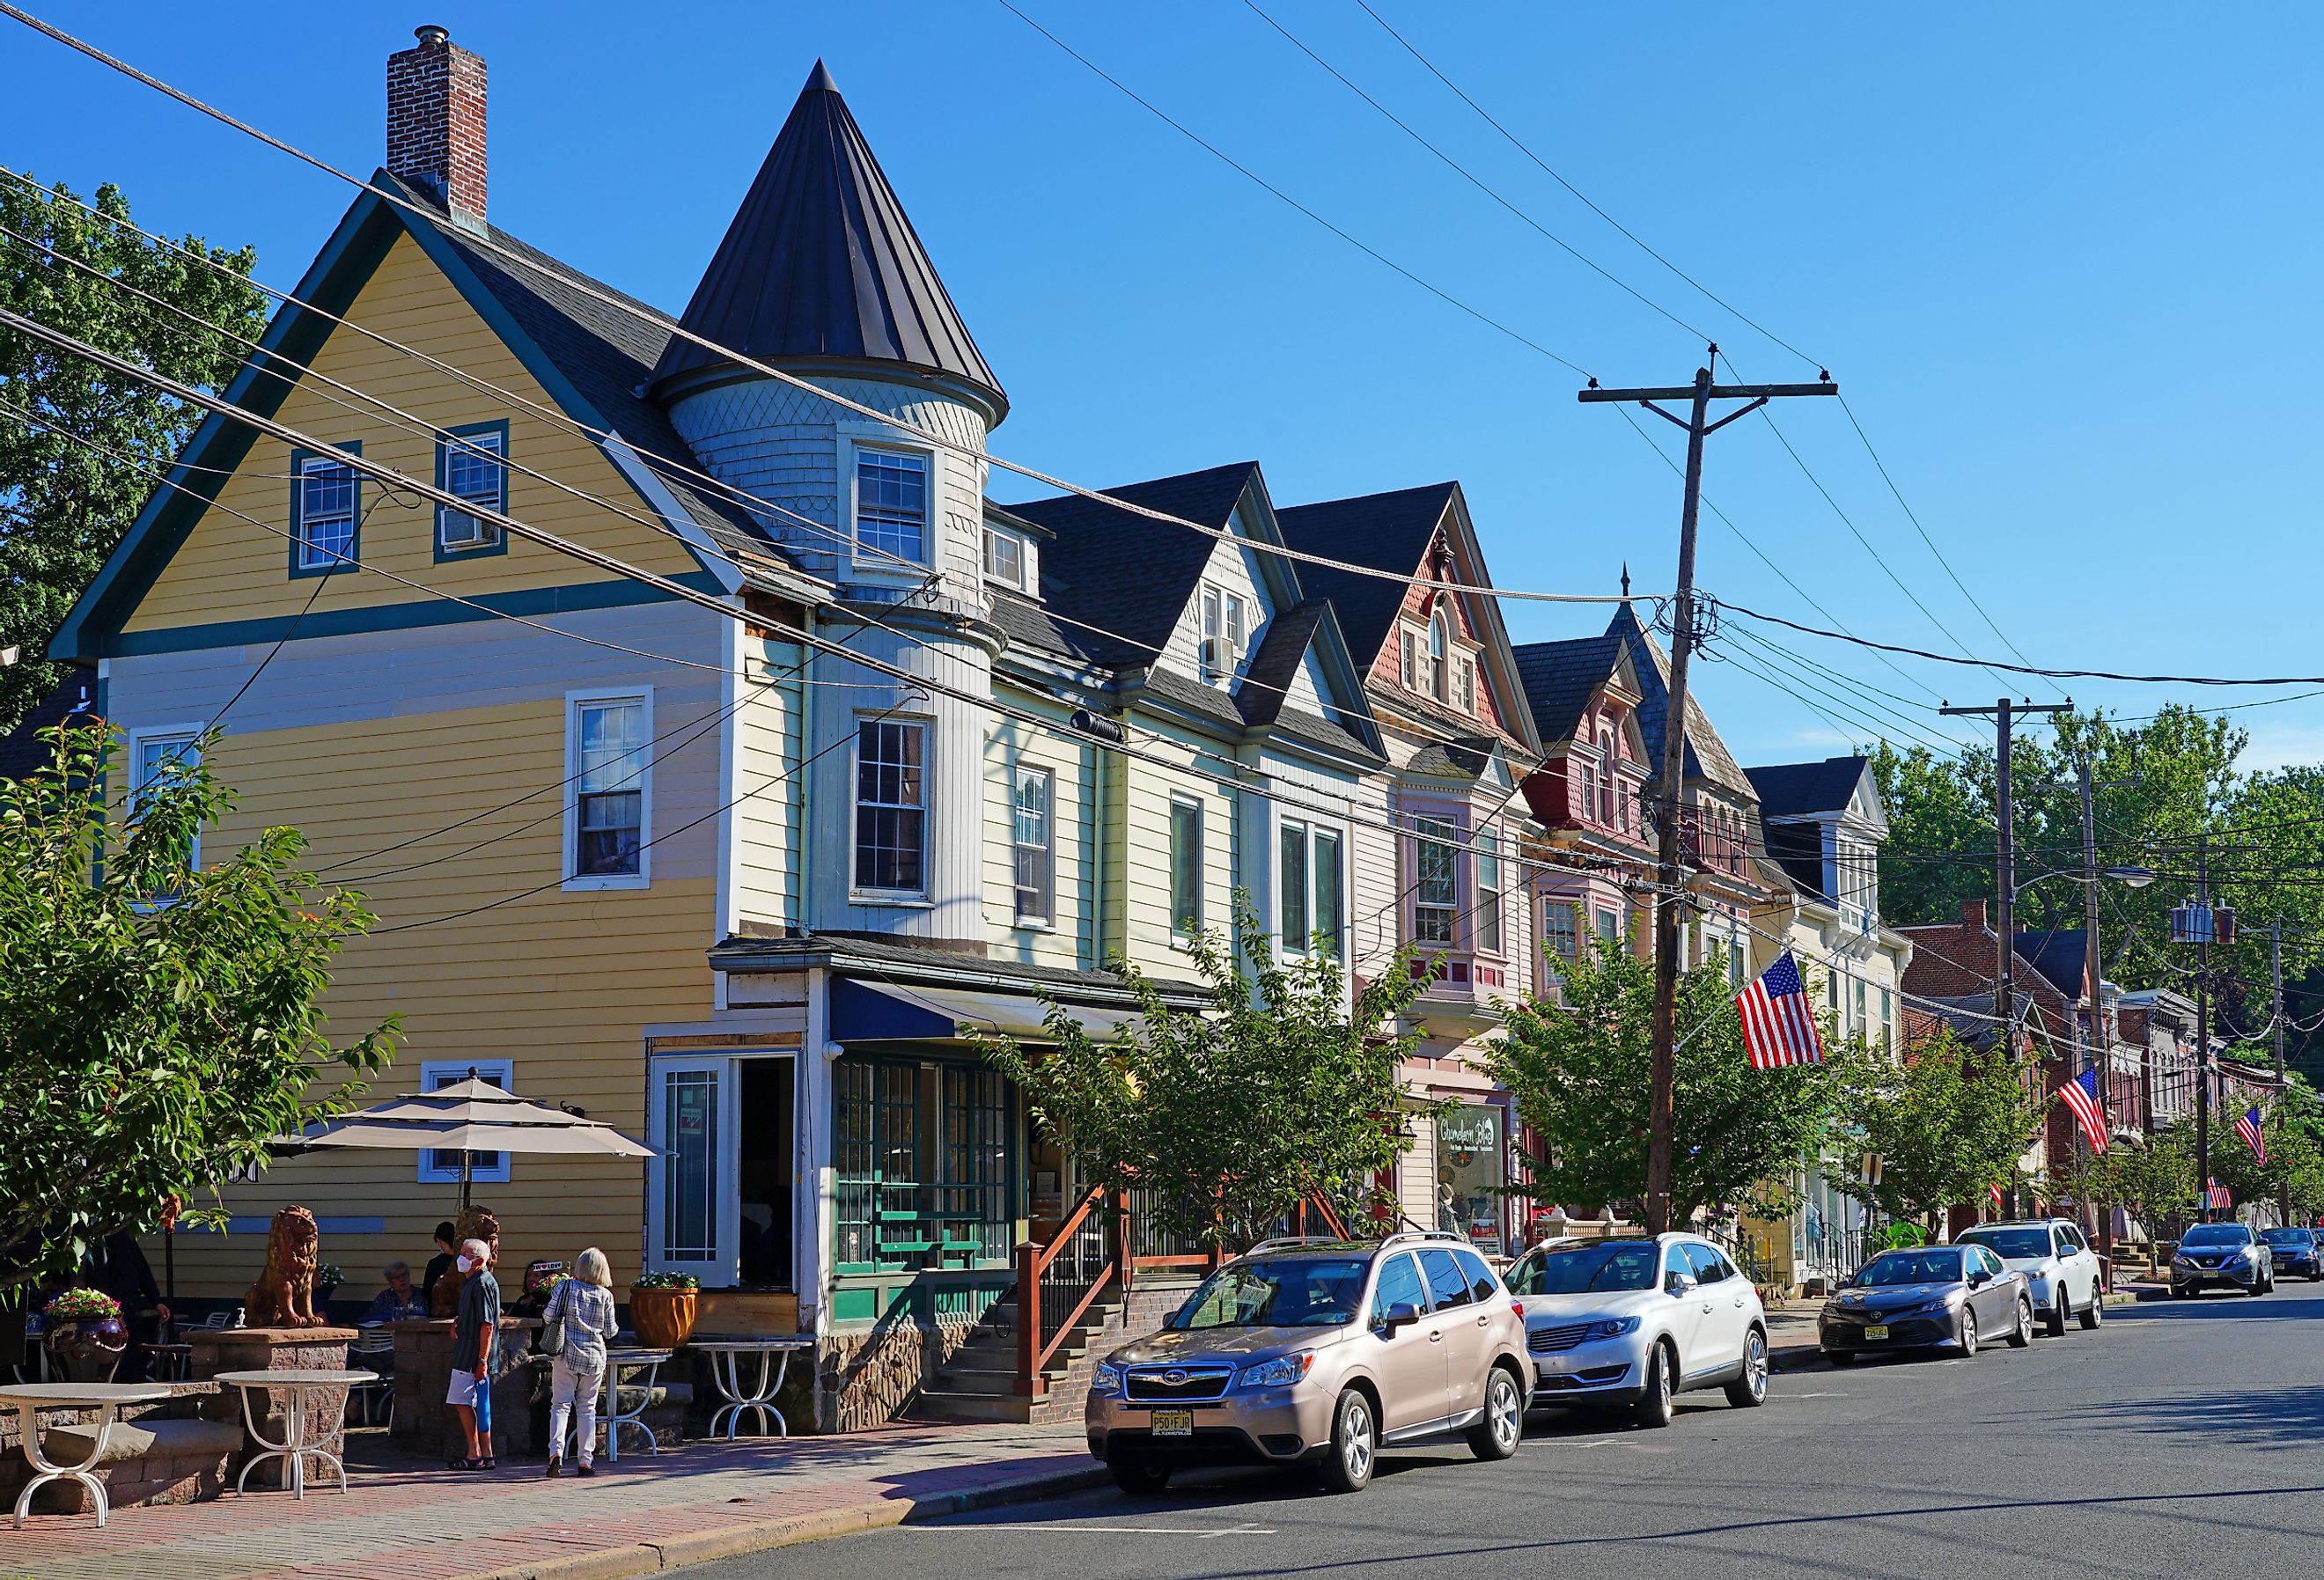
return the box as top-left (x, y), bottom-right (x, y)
top-left (628, 1272), bottom-right (700, 1348)
top-left (43, 1289), bottom-right (128, 1383)
top-left (314, 1264), bottom-right (345, 1304)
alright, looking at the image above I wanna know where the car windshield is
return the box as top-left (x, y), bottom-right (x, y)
top-left (2181, 1224), bottom-right (2251, 1247)
top-left (2261, 1229), bottom-right (2313, 1246)
top-left (1504, 1240), bottom-right (1659, 1296)
top-left (1853, 1250), bottom-right (1963, 1287)
top-left (1958, 1228), bottom-right (2052, 1260)
top-left (1170, 1258), bottom-right (1367, 1329)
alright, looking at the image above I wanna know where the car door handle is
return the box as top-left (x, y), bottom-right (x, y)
top-left (1428, 1329), bottom-right (1444, 1343)
top-left (1701, 1302), bottom-right (1714, 1312)
top-left (1475, 1314), bottom-right (1489, 1327)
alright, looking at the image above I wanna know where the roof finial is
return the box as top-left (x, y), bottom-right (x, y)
top-left (1620, 562), bottom-right (1630, 599)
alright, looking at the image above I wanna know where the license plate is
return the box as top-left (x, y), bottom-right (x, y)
top-left (1149, 1408), bottom-right (1194, 1437)
top-left (1863, 1324), bottom-right (1890, 1341)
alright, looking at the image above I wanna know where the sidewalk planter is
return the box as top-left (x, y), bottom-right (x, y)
top-left (42, 1290), bottom-right (129, 1383)
top-left (629, 1276), bottom-right (700, 1349)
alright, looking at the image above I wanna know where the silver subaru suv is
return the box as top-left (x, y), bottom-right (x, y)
top-left (1085, 1231), bottom-right (1532, 1495)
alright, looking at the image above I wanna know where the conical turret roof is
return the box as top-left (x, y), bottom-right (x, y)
top-left (652, 62), bottom-right (1004, 415)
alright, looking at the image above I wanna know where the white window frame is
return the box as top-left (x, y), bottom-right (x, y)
top-left (1412, 814), bottom-right (1461, 947)
top-left (418, 1059), bottom-right (514, 1185)
top-left (1542, 900), bottom-right (1579, 966)
top-left (1427, 609), bottom-right (1449, 701)
top-left (982, 523), bottom-right (1028, 590)
top-left (127, 724), bottom-right (204, 873)
top-left (1400, 627), bottom-right (1418, 690)
top-left (1011, 761), bottom-right (1055, 927)
top-left (1168, 794), bottom-right (1204, 938)
top-left (852, 714), bottom-right (931, 900)
top-left (1198, 584), bottom-right (1249, 685)
top-left (436, 426), bottom-right (507, 553)
top-left (563, 688), bottom-right (653, 891)
top-left (1475, 825), bottom-right (1504, 957)
top-left (847, 441), bottom-right (933, 568)
top-left (1312, 825), bottom-right (1343, 960)
top-left (1456, 654), bottom-right (1475, 715)
top-left (644, 1055), bottom-right (740, 1285)
top-left (292, 449), bottom-right (358, 572)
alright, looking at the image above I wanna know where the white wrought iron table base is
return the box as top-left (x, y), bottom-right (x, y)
top-left (217, 1370), bottom-right (374, 1499)
top-left (695, 1340), bottom-right (811, 1440)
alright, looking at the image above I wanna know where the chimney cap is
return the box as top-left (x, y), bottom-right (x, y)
top-left (414, 24), bottom-right (449, 45)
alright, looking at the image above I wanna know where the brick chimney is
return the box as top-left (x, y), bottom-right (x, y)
top-left (386, 26), bottom-right (486, 229)
top-left (1960, 897), bottom-right (1989, 930)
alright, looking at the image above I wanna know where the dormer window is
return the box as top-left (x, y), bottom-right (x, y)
top-left (1597, 728), bottom-right (1615, 824)
top-left (1427, 609), bottom-right (1449, 701)
top-left (1200, 584), bottom-right (1247, 684)
top-left (982, 523), bottom-right (1027, 591)
top-left (1456, 655), bottom-right (1475, 715)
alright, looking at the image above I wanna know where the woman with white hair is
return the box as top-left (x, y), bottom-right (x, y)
top-left (543, 1247), bottom-right (620, 1476)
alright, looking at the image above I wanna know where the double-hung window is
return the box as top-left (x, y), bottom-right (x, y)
top-left (1400, 628), bottom-right (1418, 690)
top-left (982, 525), bottom-right (1026, 589)
top-left (1199, 585), bottom-right (1247, 683)
top-left (421, 1059), bottom-right (512, 1184)
top-left (1011, 764), bottom-right (1054, 925)
top-left (291, 445), bottom-right (359, 574)
top-left (1475, 827), bottom-right (1504, 954)
top-left (129, 729), bottom-right (202, 880)
top-left (1543, 901), bottom-right (1578, 964)
top-left (1313, 828), bottom-right (1342, 958)
top-left (569, 694), bottom-right (650, 882)
top-left (1169, 796), bottom-right (1203, 936)
top-left (1598, 730), bottom-right (1616, 824)
top-left (855, 449), bottom-right (928, 562)
top-left (1594, 906), bottom-right (1620, 944)
top-left (1414, 815), bottom-right (1459, 946)
top-left (1278, 821), bottom-right (1309, 949)
top-left (437, 423), bottom-right (508, 554)
top-left (1278, 820), bottom-right (1346, 957)
top-left (1456, 655), bottom-right (1475, 715)
top-left (855, 718), bottom-right (927, 894)
top-left (1427, 612), bottom-right (1449, 701)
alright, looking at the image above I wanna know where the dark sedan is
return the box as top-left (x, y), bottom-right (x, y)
top-left (1819, 1244), bottom-right (2033, 1363)
top-left (2260, 1228), bottom-right (2321, 1282)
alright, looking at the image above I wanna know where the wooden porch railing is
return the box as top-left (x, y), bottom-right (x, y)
top-left (1016, 1183), bottom-right (1122, 1398)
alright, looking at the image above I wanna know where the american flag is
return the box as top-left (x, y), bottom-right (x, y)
top-left (2235, 1106), bottom-right (2267, 1165)
top-left (1735, 952), bottom-right (1825, 1069)
top-left (2207, 1178), bottom-right (2233, 1210)
top-left (2057, 1067), bottom-right (2107, 1153)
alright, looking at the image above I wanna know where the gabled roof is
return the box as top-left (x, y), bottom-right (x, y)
top-left (1510, 634), bottom-right (1627, 748)
top-left (1605, 603), bottom-right (1754, 797)
top-left (651, 62), bottom-right (1004, 417)
top-left (1004, 463), bottom-right (1258, 669)
top-left (0, 673), bottom-right (98, 782)
top-left (2013, 928), bottom-right (2090, 1000)
top-left (1274, 482), bottom-right (1458, 664)
top-left (1236, 600), bottom-right (1329, 729)
top-left (1747, 756), bottom-right (1872, 822)
top-left (1757, 820), bottom-right (1827, 902)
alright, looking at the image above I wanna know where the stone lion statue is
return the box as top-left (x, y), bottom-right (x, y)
top-left (429, 1203), bottom-right (501, 1318)
top-left (246, 1206), bottom-right (326, 1328)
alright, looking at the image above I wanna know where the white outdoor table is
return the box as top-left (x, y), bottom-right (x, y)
top-left (584, 1347), bottom-right (672, 1463)
top-left (214, 1368), bottom-right (375, 1498)
top-left (0, 1382), bottom-right (171, 1527)
top-left (691, 1336), bottom-right (813, 1439)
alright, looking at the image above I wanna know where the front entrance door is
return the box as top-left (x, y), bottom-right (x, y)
top-left (647, 1052), bottom-right (798, 1290)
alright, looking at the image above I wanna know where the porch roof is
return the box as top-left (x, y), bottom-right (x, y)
top-left (709, 931), bottom-right (1210, 1013)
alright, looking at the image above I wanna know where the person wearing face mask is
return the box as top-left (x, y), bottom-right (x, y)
top-left (445, 1239), bottom-right (499, 1471)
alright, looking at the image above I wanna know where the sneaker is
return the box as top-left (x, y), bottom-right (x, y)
top-left (577, 1463), bottom-right (596, 1477)
top-left (544, 1457), bottom-right (563, 1478)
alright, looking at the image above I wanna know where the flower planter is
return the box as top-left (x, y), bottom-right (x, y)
top-left (628, 1286), bottom-right (697, 1349)
top-left (46, 1316), bottom-right (128, 1383)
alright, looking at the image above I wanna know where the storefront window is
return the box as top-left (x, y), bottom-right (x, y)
top-left (1438, 1105), bottom-right (1508, 1255)
top-left (834, 1056), bottom-right (1014, 1275)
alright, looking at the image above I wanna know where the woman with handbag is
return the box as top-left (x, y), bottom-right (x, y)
top-left (542, 1248), bottom-right (620, 1476)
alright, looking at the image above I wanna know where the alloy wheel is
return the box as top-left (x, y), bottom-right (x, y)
top-left (1726, 1328), bottom-right (1769, 1407)
top-left (1340, 1396), bottom-right (1374, 1485)
top-left (1959, 1307), bottom-right (1979, 1357)
top-left (1489, 1372), bottom-right (1521, 1450)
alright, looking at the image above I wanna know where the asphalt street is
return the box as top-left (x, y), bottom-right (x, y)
top-left (696, 1283), bottom-right (2324, 1580)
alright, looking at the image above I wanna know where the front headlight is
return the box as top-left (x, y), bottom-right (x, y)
top-left (1235, 1351), bottom-right (1316, 1389)
top-left (1092, 1363), bottom-right (1124, 1395)
top-left (2170, 1253), bottom-right (2195, 1266)
top-left (1581, 1316), bottom-right (1644, 1342)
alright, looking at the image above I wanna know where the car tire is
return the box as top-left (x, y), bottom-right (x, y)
top-left (2080, 1283), bottom-right (2103, 1329)
top-left (2046, 1287), bottom-right (2069, 1337)
top-left (1109, 1455), bottom-right (1172, 1495)
top-left (1467, 1366), bottom-right (1525, 1461)
top-left (1824, 1349), bottom-right (1857, 1367)
top-left (1316, 1388), bottom-right (1377, 1495)
top-left (1630, 1341), bottom-right (1675, 1429)
top-left (2170, 1282), bottom-right (2189, 1299)
top-left (2248, 1275), bottom-right (2269, 1298)
top-left (1725, 1327), bottom-right (1769, 1407)
top-left (2007, 1297), bottom-right (2033, 1348)
top-left (1958, 1306), bottom-right (1979, 1358)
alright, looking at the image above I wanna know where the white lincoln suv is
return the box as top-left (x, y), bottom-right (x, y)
top-left (1958, 1218), bottom-right (2107, 1335)
top-left (1505, 1234), bottom-right (1769, 1428)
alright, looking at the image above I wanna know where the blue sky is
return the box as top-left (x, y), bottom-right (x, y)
top-left (11, 2), bottom-right (2320, 771)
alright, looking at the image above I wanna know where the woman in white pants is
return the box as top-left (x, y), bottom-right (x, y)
top-left (544, 1247), bottom-right (621, 1476)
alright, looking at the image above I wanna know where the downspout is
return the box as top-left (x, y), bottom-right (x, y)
top-left (1088, 731), bottom-right (1107, 966)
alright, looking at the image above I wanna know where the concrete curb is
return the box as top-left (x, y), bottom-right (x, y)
top-left (455, 1461), bottom-right (1110, 1580)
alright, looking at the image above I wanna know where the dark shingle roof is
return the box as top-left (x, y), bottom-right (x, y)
top-left (1005, 464), bottom-right (1258, 668)
top-left (1747, 756), bottom-right (1870, 821)
top-left (651, 62), bottom-right (1003, 412)
top-left (1759, 820), bottom-right (1827, 900)
top-left (1510, 634), bottom-right (1625, 748)
top-left (0, 674), bottom-right (98, 781)
top-left (1273, 483), bottom-right (1457, 664)
top-left (1606, 603), bottom-right (1754, 796)
top-left (2014, 929), bottom-right (2089, 999)
top-left (1139, 663), bottom-right (1380, 765)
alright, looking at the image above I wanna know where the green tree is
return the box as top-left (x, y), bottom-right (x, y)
top-left (1484, 941), bottom-right (1843, 1226)
top-left (0, 723), bottom-right (396, 1287)
top-left (2056, 1123), bottom-right (2196, 1236)
top-left (2209, 1076), bottom-right (2324, 1219)
top-left (1, 175), bottom-right (268, 732)
top-left (1832, 1029), bottom-right (2047, 1233)
top-left (975, 899), bottom-right (1428, 1250)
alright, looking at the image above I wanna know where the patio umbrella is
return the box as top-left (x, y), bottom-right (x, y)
top-left (289, 1072), bottom-right (655, 1209)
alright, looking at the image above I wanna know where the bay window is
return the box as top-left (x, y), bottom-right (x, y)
top-left (1414, 815), bottom-right (1459, 945)
top-left (1475, 827), bottom-right (1504, 955)
top-left (854, 718), bottom-right (927, 894)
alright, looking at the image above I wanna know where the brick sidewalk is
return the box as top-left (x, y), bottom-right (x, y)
top-left (0, 1422), bottom-right (1102, 1580)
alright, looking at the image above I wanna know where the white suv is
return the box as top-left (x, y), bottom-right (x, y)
top-left (1504, 1234), bottom-right (1769, 1427)
top-left (1957, 1219), bottom-right (2105, 1335)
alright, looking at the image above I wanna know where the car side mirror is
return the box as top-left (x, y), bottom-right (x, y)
top-left (1967, 1270), bottom-right (1990, 1289)
top-left (1381, 1301), bottom-right (1421, 1334)
top-left (1666, 1272), bottom-right (1697, 1298)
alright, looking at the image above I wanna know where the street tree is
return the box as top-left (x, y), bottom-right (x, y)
top-left (2209, 1076), bottom-right (2324, 1219)
top-left (1486, 940), bottom-right (1844, 1227)
top-left (976, 899), bottom-right (1428, 1250)
top-left (0, 723), bottom-right (397, 1287)
top-left (1, 174), bottom-right (268, 732)
top-left (1832, 1028), bottom-right (2047, 1233)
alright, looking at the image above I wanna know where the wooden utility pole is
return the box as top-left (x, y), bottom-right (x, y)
top-left (1578, 349), bottom-right (1835, 1236)
top-left (2273, 917), bottom-right (2289, 1227)
top-left (2195, 836), bottom-right (2212, 1221)
top-left (1938, 700), bottom-right (2072, 1045)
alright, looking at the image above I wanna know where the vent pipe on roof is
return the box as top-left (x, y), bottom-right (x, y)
top-left (387, 26), bottom-right (486, 231)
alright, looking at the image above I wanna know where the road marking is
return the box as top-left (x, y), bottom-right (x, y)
top-left (963, 1523), bottom-right (1279, 1537)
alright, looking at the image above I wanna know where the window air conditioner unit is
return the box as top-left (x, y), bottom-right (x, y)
top-left (1200, 636), bottom-right (1236, 681)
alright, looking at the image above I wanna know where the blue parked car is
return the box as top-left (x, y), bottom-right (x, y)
top-left (2260, 1227), bottom-right (2323, 1282)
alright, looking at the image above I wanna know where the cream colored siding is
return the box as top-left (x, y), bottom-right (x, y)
top-left (982, 701), bottom-right (1093, 968)
top-left (734, 636), bottom-right (805, 930)
top-left (1114, 734), bottom-right (1239, 979)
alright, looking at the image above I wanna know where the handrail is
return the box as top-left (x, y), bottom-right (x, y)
top-left (1016, 1183), bottom-right (1122, 1398)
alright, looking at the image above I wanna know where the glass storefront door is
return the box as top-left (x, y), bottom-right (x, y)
top-left (1438, 1103), bottom-right (1510, 1256)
